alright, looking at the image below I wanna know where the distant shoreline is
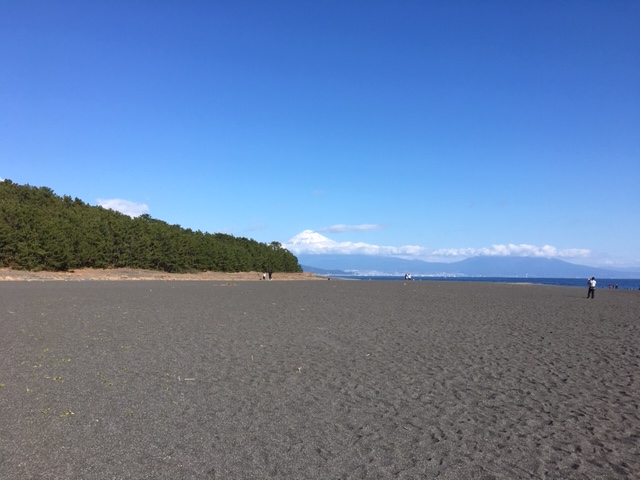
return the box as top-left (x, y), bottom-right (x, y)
top-left (324, 275), bottom-right (640, 290)
top-left (2, 268), bottom-right (637, 289)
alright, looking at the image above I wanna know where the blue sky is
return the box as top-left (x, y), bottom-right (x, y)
top-left (2, 1), bottom-right (639, 267)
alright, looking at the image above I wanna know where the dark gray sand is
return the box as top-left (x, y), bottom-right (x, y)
top-left (1, 281), bottom-right (638, 479)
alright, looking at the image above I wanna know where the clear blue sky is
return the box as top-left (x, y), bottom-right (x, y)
top-left (2, 1), bottom-right (639, 267)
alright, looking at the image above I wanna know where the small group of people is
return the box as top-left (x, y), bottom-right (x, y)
top-left (404, 273), bottom-right (412, 281)
top-left (261, 270), bottom-right (273, 281)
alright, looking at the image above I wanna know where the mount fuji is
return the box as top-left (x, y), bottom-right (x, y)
top-left (284, 230), bottom-right (339, 254)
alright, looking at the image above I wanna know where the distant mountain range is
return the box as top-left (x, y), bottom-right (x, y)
top-left (298, 254), bottom-right (640, 279)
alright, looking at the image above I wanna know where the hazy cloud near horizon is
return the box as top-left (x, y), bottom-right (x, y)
top-left (289, 241), bottom-right (427, 257)
top-left (97, 199), bottom-right (149, 218)
top-left (284, 230), bottom-right (425, 257)
top-left (285, 230), bottom-right (594, 263)
top-left (432, 244), bottom-right (592, 259)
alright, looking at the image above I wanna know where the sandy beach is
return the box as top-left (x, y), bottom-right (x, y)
top-left (0, 268), bottom-right (323, 282)
top-left (1, 280), bottom-right (638, 479)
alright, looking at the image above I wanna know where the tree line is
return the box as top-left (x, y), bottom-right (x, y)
top-left (0, 180), bottom-right (302, 273)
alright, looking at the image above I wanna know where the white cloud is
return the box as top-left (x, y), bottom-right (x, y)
top-left (318, 224), bottom-right (385, 233)
top-left (97, 198), bottom-right (149, 218)
top-left (431, 244), bottom-right (591, 259)
top-left (284, 230), bottom-right (427, 256)
top-left (336, 241), bottom-right (427, 256)
top-left (285, 230), bottom-right (592, 262)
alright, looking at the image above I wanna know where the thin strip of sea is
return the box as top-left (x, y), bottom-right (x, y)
top-left (330, 276), bottom-right (640, 290)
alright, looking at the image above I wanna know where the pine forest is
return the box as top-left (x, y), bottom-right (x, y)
top-left (0, 180), bottom-right (302, 273)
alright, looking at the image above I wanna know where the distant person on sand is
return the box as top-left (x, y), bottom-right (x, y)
top-left (587, 277), bottom-right (596, 299)
top-left (268, 270), bottom-right (272, 281)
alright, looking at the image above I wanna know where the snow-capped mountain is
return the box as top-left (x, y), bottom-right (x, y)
top-left (285, 230), bottom-right (337, 253)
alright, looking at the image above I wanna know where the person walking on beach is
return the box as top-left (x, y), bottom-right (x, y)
top-left (587, 277), bottom-right (596, 299)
